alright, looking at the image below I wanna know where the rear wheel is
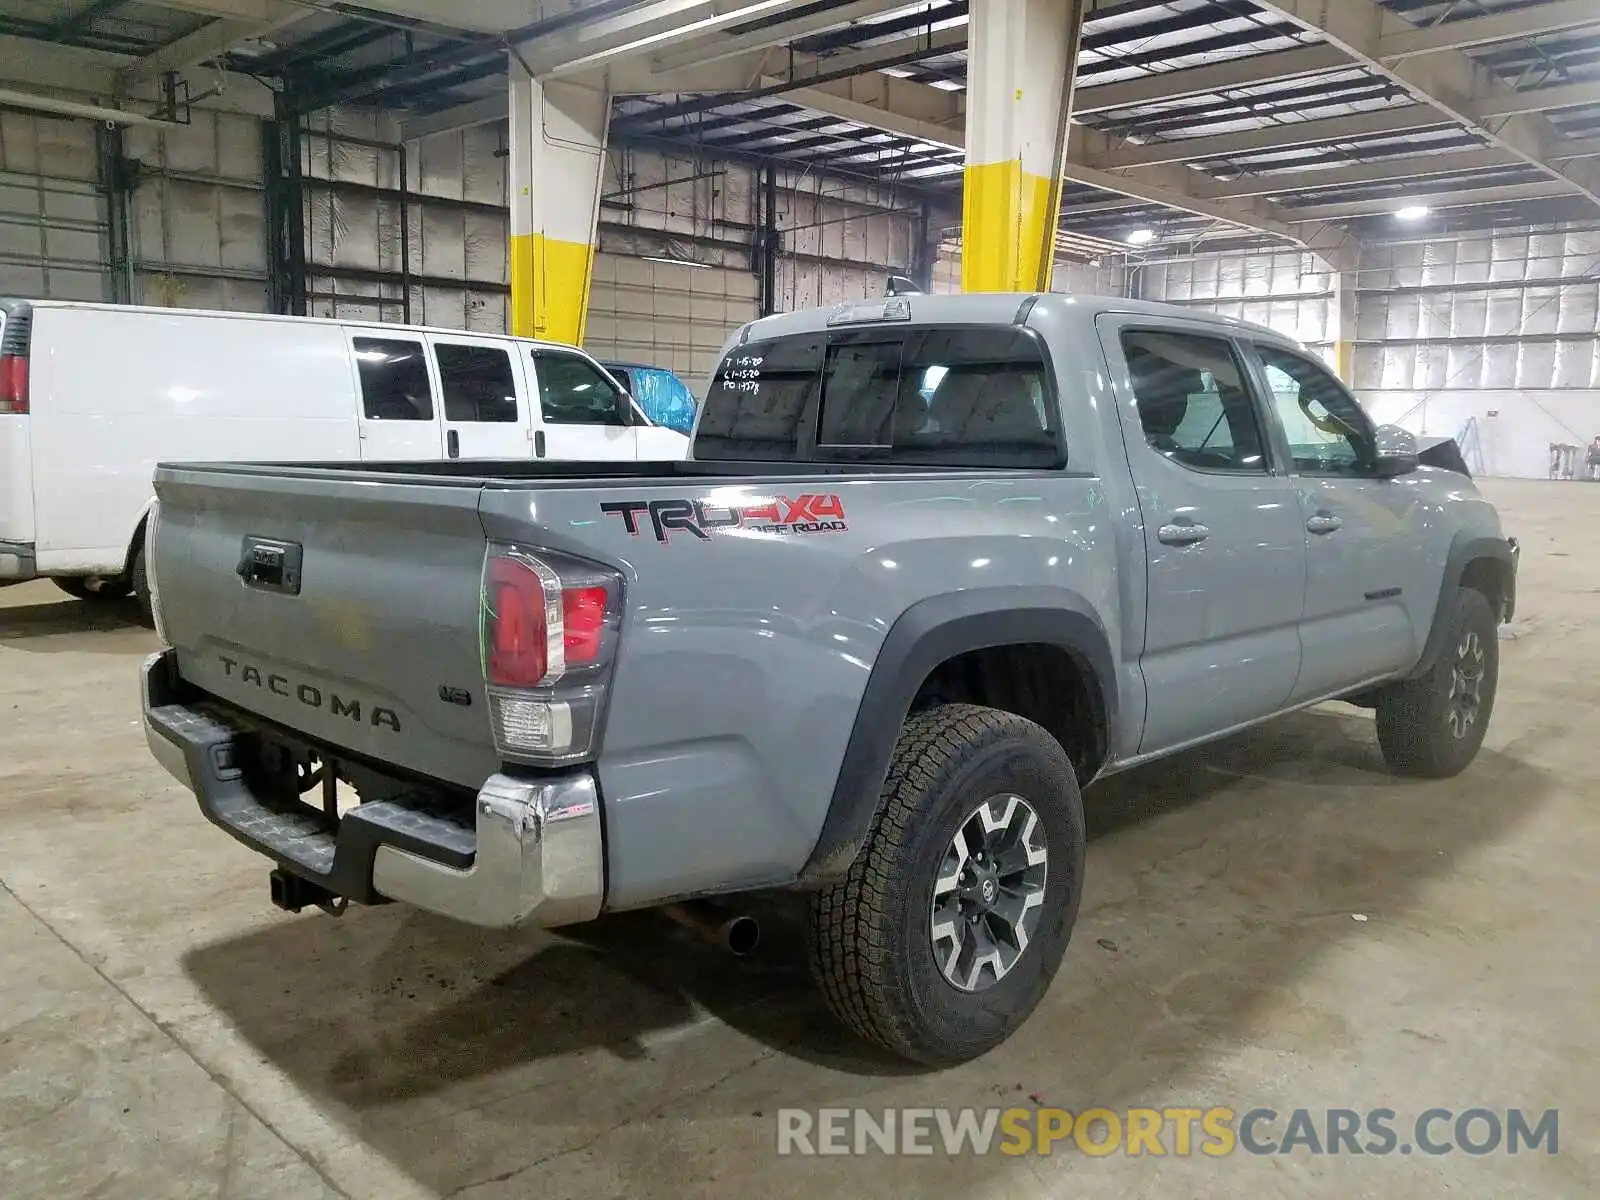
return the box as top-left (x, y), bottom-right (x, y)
top-left (1376, 587), bottom-right (1498, 778)
top-left (808, 703), bottom-right (1085, 1065)
top-left (53, 574), bottom-right (131, 602)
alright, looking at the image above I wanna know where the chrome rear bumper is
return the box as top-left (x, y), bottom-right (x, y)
top-left (142, 650), bottom-right (604, 930)
top-left (371, 773), bottom-right (603, 929)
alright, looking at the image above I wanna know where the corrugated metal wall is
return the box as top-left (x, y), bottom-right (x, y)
top-left (1354, 227), bottom-right (1600, 392)
top-left (125, 109), bottom-right (270, 312)
top-left (1133, 249), bottom-right (1335, 361)
top-left (2, 100), bottom-right (919, 396)
top-left (295, 114), bottom-right (919, 390)
top-left (301, 109), bottom-right (508, 330)
top-left (928, 249), bottom-right (1128, 297)
top-left (1355, 226), bottom-right (1600, 479)
top-left (0, 111), bottom-right (109, 302)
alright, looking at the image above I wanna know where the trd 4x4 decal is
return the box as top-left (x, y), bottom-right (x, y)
top-left (600, 494), bottom-right (848, 542)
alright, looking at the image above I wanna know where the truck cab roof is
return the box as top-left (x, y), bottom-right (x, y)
top-left (737, 290), bottom-right (1291, 346)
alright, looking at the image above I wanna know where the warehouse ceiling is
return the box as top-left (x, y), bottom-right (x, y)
top-left (2, 0), bottom-right (1599, 262)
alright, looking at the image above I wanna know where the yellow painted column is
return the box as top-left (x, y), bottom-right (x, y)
top-left (962, 0), bottom-right (1086, 294)
top-left (508, 63), bottom-right (609, 344)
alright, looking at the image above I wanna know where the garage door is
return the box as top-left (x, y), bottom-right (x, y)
top-left (0, 114), bottom-right (111, 302)
top-left (585, 253), bottom-right (759, 395)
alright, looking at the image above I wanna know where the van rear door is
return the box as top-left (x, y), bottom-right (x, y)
top-left (347, 329), bottom-right (445, 461)
top-left (429, 333), bottom-right (533, 460)
top-left (0, 300), bottom-right (35, 567)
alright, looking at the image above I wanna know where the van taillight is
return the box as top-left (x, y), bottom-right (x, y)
top-left (481, 545), bottom-right (622, 764)
top-left (0, 355), bottom-right (27, 414)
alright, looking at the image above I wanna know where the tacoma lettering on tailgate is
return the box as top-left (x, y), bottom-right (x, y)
top-left (219, 656), bottom-right (402, 731)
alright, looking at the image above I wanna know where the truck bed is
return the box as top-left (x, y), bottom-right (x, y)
top-left (170, 456), bottom-right (1056, 483)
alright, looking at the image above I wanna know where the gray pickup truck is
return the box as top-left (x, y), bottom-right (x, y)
top-left (141, 292), bottom-right (1517, 1065)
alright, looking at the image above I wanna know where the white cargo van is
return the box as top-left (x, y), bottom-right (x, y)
top-left (0, 299), bottom-right (689, 618)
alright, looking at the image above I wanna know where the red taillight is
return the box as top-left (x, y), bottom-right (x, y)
top-left (483, 550), bottom-right (617, 690)
top-left (563, 586), bottom-right (608, 665)
top-left (481, 545), bottom-right (621, 764)
top-left (486, 555), bottom-right (553, 687)
top-left (0, 355), bottom-right (27, 414)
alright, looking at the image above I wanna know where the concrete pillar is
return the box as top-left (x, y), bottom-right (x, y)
top-left (508, 62), bottom-right (609, 344)
top-left (1331, 266), bottom-right (1358, 384)
top-left (961, 0), bottom-right (1086, 293)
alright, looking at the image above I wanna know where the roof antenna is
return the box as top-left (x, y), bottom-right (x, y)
top-left (886, 275), bottom-right (922, 296)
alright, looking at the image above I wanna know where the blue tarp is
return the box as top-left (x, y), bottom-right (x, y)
top-left (610, 364), bottom-right (698, 435)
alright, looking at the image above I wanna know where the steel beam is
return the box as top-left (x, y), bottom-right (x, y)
top-left (1377, 0), bottom-right (1600, 60)
top-left (1476, 80), bottom-right (1600, 120)
top-left (1551, 136), bottom-right (1600, 161)
top-left (1074, 43), bottom-right (1349, 115)
top-left (1255, 0), bottom-right (1600, 211)
top-left (119, 3), bottom-right (307, 85)
top-left (650, 0), bottom-right (904, 72)
top-left (524, 0), bottom-right (795, 78)
top-left (49, 0), bottom-right (130, 36)
top-left (1207, 146), bottom-right (1516, 199)
top-left (779, 72), bottom-right (1358, 270)
top-left (1090, 105), bottom-right (1441, 170)
top-left (399, 95), bottom-right (506, 141)
top-left (1284, 179), bottom-right (1573, 222)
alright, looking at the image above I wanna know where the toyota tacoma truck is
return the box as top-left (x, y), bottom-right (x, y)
top-left (141, 292), bottom-right (1517, 1065)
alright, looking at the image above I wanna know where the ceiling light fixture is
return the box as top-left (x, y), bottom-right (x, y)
top-left (1125, 228), bottom-right (1156, 245)
top-left (1395, 205), bottom-right (1432, 220)
top-left (641, 254), bottom-right (713, 270)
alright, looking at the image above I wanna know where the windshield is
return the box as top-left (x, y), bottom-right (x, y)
top-left (695, 325), bottom-right (1063, 467)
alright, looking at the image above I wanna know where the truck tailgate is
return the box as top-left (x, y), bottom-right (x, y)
top-left (152, 466), bottom-right (500, 788)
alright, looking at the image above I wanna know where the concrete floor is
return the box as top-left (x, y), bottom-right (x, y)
top-left (0, 477), bottom-right (1594, 1198)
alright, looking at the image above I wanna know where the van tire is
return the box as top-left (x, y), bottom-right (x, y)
top-left (131, 546), bottom-right (153, 628)
top-left (1376, 587), bottom-right (1498, 778)
top-left (807, 703), bottom-right (1085, 1065)
top-left (53, 575), bottom-right (131, 602)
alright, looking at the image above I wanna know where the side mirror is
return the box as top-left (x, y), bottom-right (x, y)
top-left (1372, 424), bottom-right (1419, 478)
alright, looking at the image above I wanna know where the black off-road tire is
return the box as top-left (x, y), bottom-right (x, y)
top-left (808, 703), bottom-right (1086, 1066)
top-left (130, 545), bottom-right (154, 629)
top-left (1376, 587), bottom-right (1498, 779)
top-left (53, 574), bottom-right (131, 602)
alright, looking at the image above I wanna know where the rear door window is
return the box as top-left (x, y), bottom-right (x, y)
top-left (436, 343), bottom-right (518, 423)
top-left (697, 326), bottom-right (1060, 466)
top-left (353, 338), bottom-right (433, 421)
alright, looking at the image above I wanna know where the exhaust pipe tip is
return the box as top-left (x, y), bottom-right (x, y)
top-left (723, 913), bottom-right (760, 956)
top-left (662, 901), bottom-right (761, 956)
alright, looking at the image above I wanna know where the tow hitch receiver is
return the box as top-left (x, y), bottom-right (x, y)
top-left (269, 868), bottom-right (347, 917)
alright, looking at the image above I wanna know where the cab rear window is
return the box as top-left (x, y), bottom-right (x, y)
top-left (695, 325), bottom-right (1063, 467)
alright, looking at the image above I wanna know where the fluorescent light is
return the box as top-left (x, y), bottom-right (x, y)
top-left (641, 255), bottom-right (713, 270)
top-left (1395, 205), bottom-right (1431, 220)
top-left (1125, 228), bottom-right (1156, 245)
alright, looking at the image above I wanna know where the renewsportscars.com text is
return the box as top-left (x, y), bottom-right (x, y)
top-left (776, 1106), bottom-right (1559, 1158)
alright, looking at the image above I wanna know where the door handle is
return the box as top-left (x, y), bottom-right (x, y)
top-left (1306, 512), bottom-right (1342, 535)
top-left (447, 429), bottom-right (460, 459)
top-left (534, 430), bottom-right (546, 458)
top-left (1157, 521), bottom-right (1210, 546)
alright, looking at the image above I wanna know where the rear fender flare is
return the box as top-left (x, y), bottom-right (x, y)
top-left (797, 587), bottom-right (1116, 883)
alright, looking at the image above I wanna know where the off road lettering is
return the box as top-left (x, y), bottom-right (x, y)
top-left (600, 494), bottom-right (849, 543)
